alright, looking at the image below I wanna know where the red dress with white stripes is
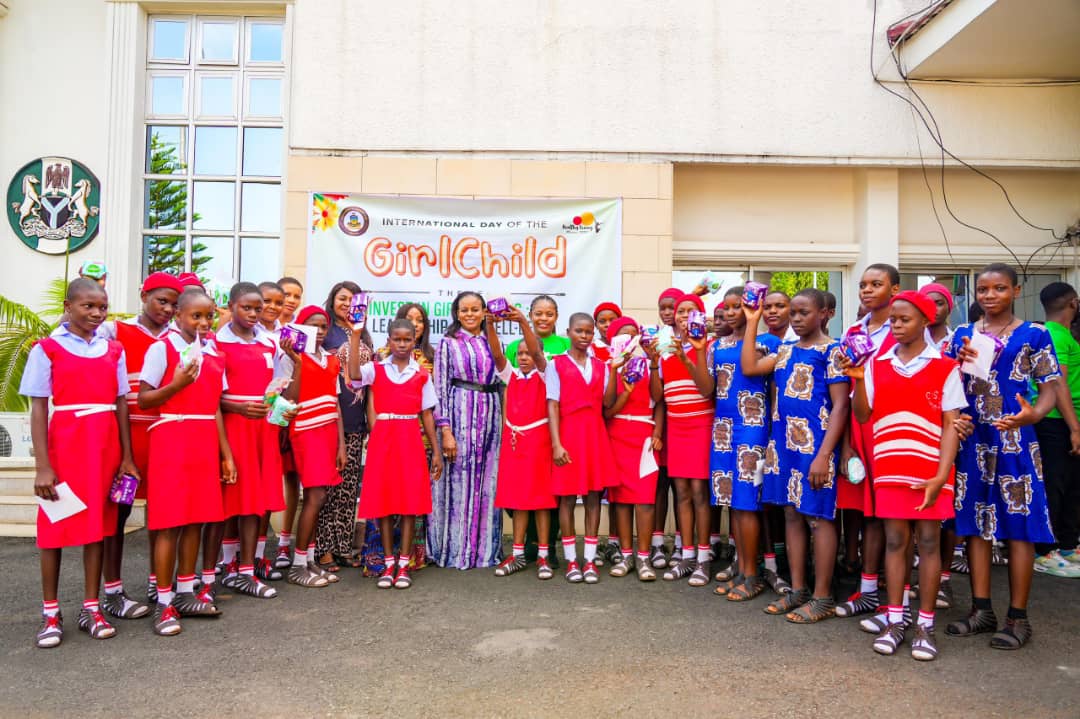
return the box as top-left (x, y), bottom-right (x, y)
top-left (219, 340), bottom-right (286, 517)
top-left (146, 342), bottom-right (226, 530)
top-left (288, 352), bottom-right (343, 489)
top-left (114, 321), bottom-right (161, 499)
top-left (36, 338), bottom-right (122, 549)
top-left (869, 355), bottom-right (957, 520)
top-left (660, 349), bottom-right (713, 479)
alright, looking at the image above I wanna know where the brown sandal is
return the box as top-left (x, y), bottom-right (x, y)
top-left (764, 588), bottom-right (811, 615)
top-left (713, 573), bottom-right (744, 596)
top-left (727, 575), bottom-right (767, 602)
top-left (785, 596), bottom-right (837, 624)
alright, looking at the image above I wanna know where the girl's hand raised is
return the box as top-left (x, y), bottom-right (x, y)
top-left (507, 306), bottom-right (527, 324)
top-left (280, 336), bottom-right (300, 363)
top-left (956, 336), bottom-right (978, 365)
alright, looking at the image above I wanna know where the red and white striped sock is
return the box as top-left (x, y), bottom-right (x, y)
top-left (887, 605), bottom-right (904, 625)
top-left (82, 599), bottom-right (100, 613)
top-left (103, 580), bottom-right (123, 595)
top-left (221, 539), bottom-right (239, 565)
top-left (176, 574), bottom-right (196, 593)
top-left (277, 532), bottom-right (292, 549)
top-left (256, 535), bottom-right (267, 559)
top-left (584, 536), bottom-right (599, 563)
top-left (918, 610), bottom-right (935, 629)
top-left (764, 553), bottom-right (778, 572)
top-left (512, 543), bottom-right (524, 558)
top-left (538, 544), bottom-right (549, 559)
top-left (636, 550), bottom-right (649, 562)
top-left (201, 569), bottom-right (216, 586)
top-left (292, 549), bottom-right (307, 567)
top-left (651, 532), bottom-right (664, 548)
top-left (860, 573), bottom-right (878, 594)
top-left (940, 570), bottom-right (951, 582)
top-left (156, 585), bottom-right (174, 606)
top-left (562, 536), bottom-right (577, 563)
top-left (697, 544), bottom-right (710, 564)
top-left (239, 564), bottom-right (255, 577)
top-left (42, 600), bottom-right (59, 617)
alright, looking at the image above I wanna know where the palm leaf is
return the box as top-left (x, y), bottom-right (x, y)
top-left (0, 294), bottom-right (56, 412)
top-left (40, 278), bottom-right (68, 323)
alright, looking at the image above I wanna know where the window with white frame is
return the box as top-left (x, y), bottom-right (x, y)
top-left (142, 14), bottom-right (285, 283)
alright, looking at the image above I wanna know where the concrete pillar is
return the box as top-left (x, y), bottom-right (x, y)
top-left (850, 168), bottom-right (900, 324)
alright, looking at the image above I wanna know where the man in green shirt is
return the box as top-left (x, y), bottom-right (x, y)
top-left (1034, 282), bottom-right (1080, 576)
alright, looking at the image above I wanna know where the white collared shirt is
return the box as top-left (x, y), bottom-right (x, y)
top-left (864, 342), bottom-right (966, 411)
top-left (140, 332), bottom-right (227, 389)
top-left (19, 323), bottom-right (128, 398)
top-left (351, 356), bottom-right (437, 410)
top-left (496, 362), bottom-right (543, 384)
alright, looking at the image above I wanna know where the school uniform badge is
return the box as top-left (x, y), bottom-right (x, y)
top-left (7, 156), bottom-right (100, 254)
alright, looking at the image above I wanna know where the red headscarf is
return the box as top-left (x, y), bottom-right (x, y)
top-left (890, 290), bottom-right (937, 322)
top-left (593, 302), bottom-right (622, 320)
top-left (141, 272), bottom-right (183, 294)
top-left (606, 316), bottom-right (639, 339)
top-left (296, 304), bottom-right (329, 325)
top-left (677, 293), bottom-right (705, 313)
top-left (919, 282), bottom-right (954, 312)
top-left (658, 287), bottom-right (682, 305)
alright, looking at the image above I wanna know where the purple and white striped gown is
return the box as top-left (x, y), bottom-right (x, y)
top-left (429, 330), bottom-right (503, 569)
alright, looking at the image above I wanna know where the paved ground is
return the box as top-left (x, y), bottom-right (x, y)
top-left (1, 534), bottom-right (1078, 718)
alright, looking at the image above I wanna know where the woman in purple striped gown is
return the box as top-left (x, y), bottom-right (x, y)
top-left (429, 291), bottom-right (504, 568)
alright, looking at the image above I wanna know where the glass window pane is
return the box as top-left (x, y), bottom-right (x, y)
top-left (241, 183), bottom-right (281, 233)
top-left (151, 19), bottom-right (188, 61)
top-left (151, 75), bottom-right (185, 115)
top-left (144, 180), bottom-right (190, 230)
top-left (249, 23), bottom-right (283, 63)
top-left (143, 235), bottom-right (186, 277)
top-left (192, 236), bottom-right (235, 283)
top-left (248, 77), bottom-right (282, 117)
top-left (242, 127), bottom-right (282, 177)
top-left (200, 21), bottom-right (238, 63)
top-left (146, 126), bottom-right (186, 174)
top-left (192, 181), bottom-right (235, 230)
top-left (193, 126), bottom-right (237, 175)
top-left (240, 236), bottom-right (279, 283)
top-left (199, 75), bottom-right (235, 117)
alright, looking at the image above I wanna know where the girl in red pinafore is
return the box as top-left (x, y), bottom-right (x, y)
top-left (849, 290), bottom-right (964, 661)
top-left (349, 319), bottom-right (443, 589)
top-left (603, 316), bottom-right (665, 581)
top-left (652, 287), bottom-right (684, 567)
top-left (547, 313), bottom-right (618, 585)
top-left (214, 282), bottom-right (288, 600)
top-left (280, 305), bottom-right (347, 588)
top-left (483, 306), bottom-right (556, 580)
top-left (21, 279), bottom-right (138, 648)
top-left (97, 271), bottom-right (182, 621)
top-left (652, 293), bottom-right (715, 586)
top-left (139, 290), bottom-right (234, 637)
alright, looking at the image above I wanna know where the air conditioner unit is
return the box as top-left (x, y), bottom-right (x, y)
top-left (0, 413), bottom-right (33, 457)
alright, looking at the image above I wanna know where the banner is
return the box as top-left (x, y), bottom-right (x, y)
top-left (306, 194), bottom-right (622, 348)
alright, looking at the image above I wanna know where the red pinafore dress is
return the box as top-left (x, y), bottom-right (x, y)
top-left (219, 338), bottom-right (285, 517)
top-left (114, 322), bottom-right (162, 499)
top-left (607, 368), bottom-right (659, 505)
top-left (146, 342), bottom-right (226, 530)
top-left (288, 352), bottom-right (343, 489)
top-left (870, 356), bottom-right (957, 521)
top-left (495, 370), bottom-right (556, 510)
top-left (357, 363), bottom-right (432, 517)
top-left (661, 349), bottom-right (713, 480)
top-left (550, 355), bottom-right (617, 497)
top-left (36, 338), bottom-right (122, 549)
top-left (837, 327), bottom-right (898, 515)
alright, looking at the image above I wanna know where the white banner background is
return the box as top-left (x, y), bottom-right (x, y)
top-left (306, 194), bottom-right (622, 348)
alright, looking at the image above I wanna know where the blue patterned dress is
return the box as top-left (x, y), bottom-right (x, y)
top-left (429, 331), bottom-right (503, 569)
top-left (947, 322), bottom-right (1057, 543)
top-left (761, 341), bottom-right (846, 519)
top-left (709, 333), bottom-right (780, 510)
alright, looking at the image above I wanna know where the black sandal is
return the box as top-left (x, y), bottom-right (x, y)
top-left (727, 575), bottom-right (767, 602)
top-left (945, 607), bottom-right (997, 637)
top-left (785, 596), bottom-right (837, 624)
top-left (334, 553), bottom-right (363, 569)
top-left (990, 618), bottom-right (1031, 650)
top-left (764, 588), bottom-right (811, 615)
top-left (713, 573), bottom-right (744, 597)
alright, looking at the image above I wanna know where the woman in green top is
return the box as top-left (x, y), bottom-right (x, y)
top-left (506, 295), bottom-right (570, 368)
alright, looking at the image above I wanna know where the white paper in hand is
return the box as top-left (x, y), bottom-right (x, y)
top-left (961, 331), bottom-right (996, 380)
top-left (639, 437), bottom-right (659, 478)
top-left (36, 482), bottom-right (87, 523)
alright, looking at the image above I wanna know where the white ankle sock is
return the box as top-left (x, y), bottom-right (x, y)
top-left (292, 549), bottom-right (307, 567)
top-left (256, 536), bottom-right (267, 558)
top-left (674, 533), bottom-right (683, 550)
top-left (42, 600), bottom-right (59, 617)
top-left (696, 545), bottom-right (710, 564)
top-left (277, 532), bottom-right (292, 548)
top-left (682, 546), bottom-right (694, 560)
top-left (512, 543), bottom-right (524, 558)
top-left (903, 585), bottom-right (911, 608)
top-left (651, 532), bottom-right (664, 548)
top-left (764, 553), bottom-right (778, 572)
top-left (562, 537), bottom-right (577, 563)
top-left (538, 544), bottom-right (549, 559)
top-left (176, 575), bottom-right (195, 593)
top-left (103, 580), bottom-right (123, 595)
top-left (584, 536), bottom-right (598, 562)
top-left (222, 540), bottom-right (239, 565)
top-left (860, 573), bottom-right (878, 594)
top-left (917, 610), bottom-right (934, 629)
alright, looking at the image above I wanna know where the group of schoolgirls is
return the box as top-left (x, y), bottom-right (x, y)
top-left (24, 270), bottom-right (426, 648)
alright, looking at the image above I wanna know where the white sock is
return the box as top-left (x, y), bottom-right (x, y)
top-left (256, 536), bottom-right (267, 558)
top-left (674, 533), bottom-right (683, 551)
top-left (887, 605), bottom-right (903, 625)
top-left (222, 540), bottom-right (239, 565)
top-left (764, 553), bottom-right (778, 572)
top-left (917, 610), bottom-right (934, 629)
top-left (584, 536), bottom-right (598, 562)
top-left (103, 580), bottom-right (123, 595)
top-left (42, 600), bottom-right (59, 617)
top-left (538, 544), bottom-right (549, 559)
top-left (651, 532), bottom-right (664, 548)
top-left (697, 545), bottom-right (710, 564)
top-left (157, 588), bottom-right (174, 606)
top-left (860, 573), bottom-right (878, 594)
top-left (397, 555), bottom-right (409, 567)
top-left (682, 546), bottom-right (694, 560)
top-left (239, 564), bottom-right (255, 577)
top-left (201, 570), bottom-right (216, 586)
top-left (277, 532), bottom-right (292, 548)
top-left (902, 585), bottom-right (911, 608)
top-left (637, 550), bottom-right (649, 562)
top-left (562, 537), bottom-right (577, 563)
top-left (710, 533), bottom-right (722, 545)
top-left (512, 543), bottom-right (525, 558)
top-left (293, 549), bottom-right (308, 567)
top-left (176, 574), bottom-right (195, 593)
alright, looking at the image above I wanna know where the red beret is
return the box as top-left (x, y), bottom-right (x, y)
top-left (677, 293), bottom-right (705, 313)
top-left (296, 304), bottom-right (329, 325)
top-left (606, 316), bottom-right (639, 339)
top-left (177, 272), bottom-right (204, 289)
top-left (141, 272), bottom-right (183, 294)
top-left (593, 302), bottom-right (622, 320)
top-left (919, 282), bottom-right (954, 312)
top-left (658, 287), bottom-right (682, 305)
top-left (891, 290), bottom-right (937, 321)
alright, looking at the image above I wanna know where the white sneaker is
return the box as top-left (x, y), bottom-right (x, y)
top-left (1062, 548), bottom-right (1080, 566)
top-left (1033, 550), bottom-right (1080, 578)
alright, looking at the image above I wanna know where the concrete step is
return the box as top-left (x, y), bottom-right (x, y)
top-left (0, 475), bottom-right (35, 495)
top-left (0, 496), bottom-right (145, 535)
